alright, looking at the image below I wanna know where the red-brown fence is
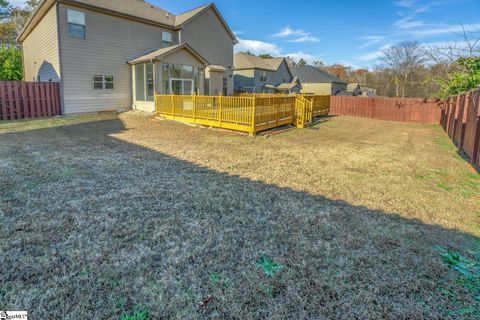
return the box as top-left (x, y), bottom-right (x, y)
top-left (330, 96), bottom-right (443, 123)
top-left (0, 81), bottom-right (62, 121)
top-left (441, 88), bottom-right (480, 167)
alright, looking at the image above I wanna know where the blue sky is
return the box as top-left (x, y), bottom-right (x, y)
top-left (13, 0), bottom-right (480, 68)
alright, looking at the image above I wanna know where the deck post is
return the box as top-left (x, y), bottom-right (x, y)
top-left (219, 94), bottom-right (223, 127)
top-left (193, 94), bottom-right (196, 122)
top-left (171, 94), bottom-right (175, 118)
top-left (250, 96), bottom-right (256, 136)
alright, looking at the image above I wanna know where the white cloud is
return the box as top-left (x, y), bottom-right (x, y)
top-left (285, 52), bottom-right (320, 64)
top-left (233, 30), bottom-right (245, 36)
top-left (356, 44), bottom-right (392, 62)
top-left (288, 35), bottom-right (319, 43)
top-left (394, 16), bottom-right (425, 29)
top-left (272, 26), bottom-right (308, 38)
top-left (358, 35), bottom-right (385, 49)
top-left (234, 38), bottom-right (282, 56)
top-left (411, 23), bottom-right (480, 36)
top-left (356, 51), bottom-right (384, 62)
top-left (394, 0), bottom-right (416, 8)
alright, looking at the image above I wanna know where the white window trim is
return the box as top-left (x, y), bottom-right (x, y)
top-left (93, 74), bottom-right (114, 90)
top-left (67, 9), bottom-right (86, 39)
top-left (162, 31), bottom-right (173, 47)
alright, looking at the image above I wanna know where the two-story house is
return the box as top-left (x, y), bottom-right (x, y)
top-left (233, 53), bottom-right (301, 94)
top-left (18, 0), bottom-right (237, 114)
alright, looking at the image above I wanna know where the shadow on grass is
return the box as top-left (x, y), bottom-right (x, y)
top-left (0, 115), bottom-right (478, 319)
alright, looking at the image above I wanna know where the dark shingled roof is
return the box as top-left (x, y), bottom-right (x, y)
top-left (292, 65), bottom-right (347, 84)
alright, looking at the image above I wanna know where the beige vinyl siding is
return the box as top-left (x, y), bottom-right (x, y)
top-left (301, 83), bottom-right (347, 95)
top-left (23, 4), bottom-right (60, 82)
top-left (181, 8), bottom-right (234, 95)
top-left (58, 4), bottom-right (175, 114)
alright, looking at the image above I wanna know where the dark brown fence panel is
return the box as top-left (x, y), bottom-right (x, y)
top-left (461, 89), bottom-right (480, 166)
top-left (440, 87), bottom-right (480, 168)
top-left (330, 96), bottom-right (442, 123)
top-left (453, 93), bottom-right (466, 147)
top-left (0, 81), bottom-right (61, 121)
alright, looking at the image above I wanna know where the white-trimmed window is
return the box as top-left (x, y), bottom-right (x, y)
top-left (260, 71), bottom-right (267, 82)
top-left (162, 31), bottom-right (172, 47)
top-left (67, 9), bottom-right (86, 39)
top-left (93, 75), bottom-right (114, 90)
top-left (104, 75), bottom-right (114, 89)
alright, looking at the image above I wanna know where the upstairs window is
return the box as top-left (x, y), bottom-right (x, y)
top-left (260, 71), bottom-right (267, 82)
top-left (162, 31), bottom-right (172, 47)
top-left (68, 9), bottom-right (86, 39)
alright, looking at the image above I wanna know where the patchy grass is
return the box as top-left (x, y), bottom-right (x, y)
top-left (1, 112), bottom-right (479, 319)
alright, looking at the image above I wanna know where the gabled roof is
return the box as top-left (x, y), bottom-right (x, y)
top-left (18, 0), bottom-right (237, 43)
top-left (174, 3), bottom-right (237, 42)
top-left (234, 53), bottom-right (291, 72)
top-left (128, 43), bottom-right (209, 65)
top-left (292, 65), bottom-right (347, 84)
top-left (276, 76), bottom-right (301, 90)
top-left (347, 83), bottom-right (360, 90)
top-left (68, 0), bottom-right (176, 25)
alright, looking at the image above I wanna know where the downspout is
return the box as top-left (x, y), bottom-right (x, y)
top-left (56, 1), bottom-right (66, 115)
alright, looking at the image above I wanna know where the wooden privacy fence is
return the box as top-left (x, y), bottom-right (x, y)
top-left (155, 94), bottom-right (331, 134)
top-left (330, 96), bottom-right (443, 123)
top-left (441, 87), bottom-right (480, 167)
top-left (0, 81), bottom-right (61, 121)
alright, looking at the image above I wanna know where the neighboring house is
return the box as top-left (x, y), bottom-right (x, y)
top-left (233, 53), bottom-right (301, 94)
top-left (18, 0), bottom-right (237, 114)
top-left (359, 86), bottom-right (377, 96)
top-left (347, 83), bottom-right (362, 95)
top-left (339, 84), bottom-right (377, 97)
top-left (292, 65), bottom-right (347, 95)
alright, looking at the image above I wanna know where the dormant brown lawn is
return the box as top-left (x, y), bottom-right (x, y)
top-left (1, 112), bottom-right (478, 319)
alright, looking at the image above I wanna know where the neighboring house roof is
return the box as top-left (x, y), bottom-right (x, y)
top-left (208, 65), bottom-right (227, 72)
top-left (292, 65), bottom-right (347, 84)
top-left (264, 58), bottom-right (285, 70)
top-left (347, 83), bottom-right (360, 90)
top-left (276, 76), bottom-right (301, 91)
top-left (234, 53), bottom-right (292, 74)
top-left (128, 43), bottom-right (209, 65)
top-left (18, 0), bottom-right (237, 43)
top-left (234, 53), bottom-right (277, 71)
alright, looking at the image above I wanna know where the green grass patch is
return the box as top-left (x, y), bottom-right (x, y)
top-left (120, 308), bottom-right (150, 320)
top-left (437, 241), bottom-right (480, 315)
top-left (255, 255), bottom-right (284, 277)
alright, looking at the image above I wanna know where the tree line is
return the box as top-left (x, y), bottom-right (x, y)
top-left (0, 0), bottom-right (38, 80)
top-left (244, 27), bottom-right (480, 99)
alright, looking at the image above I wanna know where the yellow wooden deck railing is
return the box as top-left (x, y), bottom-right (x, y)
top-left (155, 94), bottom-right (330, 134)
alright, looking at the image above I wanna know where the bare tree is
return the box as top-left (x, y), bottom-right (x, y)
top-left (381, 41), bottom-right (426, 98)
top-left (424, 26), bottom-right (480, 93)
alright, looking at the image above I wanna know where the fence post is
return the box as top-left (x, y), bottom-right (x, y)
top-left (219, 94), bottom-right (223, 126)
top-left (171, 94), bottom-right (175, 118)
top-left (250, 96), bottom-right (256, 136)
top-left (193, 93), bottom-right (196, 122)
